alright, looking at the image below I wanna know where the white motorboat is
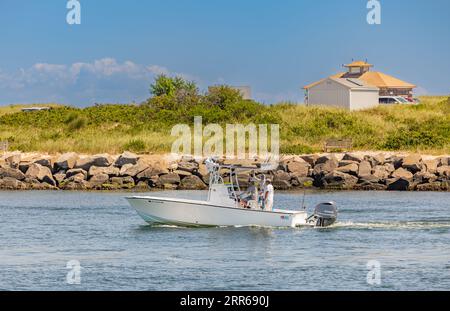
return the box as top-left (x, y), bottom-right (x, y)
top-left (126, 159), bottom-right (338, 228)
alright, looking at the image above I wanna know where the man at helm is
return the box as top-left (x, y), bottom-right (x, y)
top-left (264, 179), bottom-right (274, 211)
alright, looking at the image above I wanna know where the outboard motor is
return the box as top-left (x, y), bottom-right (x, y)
top-left (306, 202), bottom-right (338, 227)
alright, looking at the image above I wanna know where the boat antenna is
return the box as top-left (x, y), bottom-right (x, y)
top-left (301, 188), bottom-right (307, 210)
top-left (301, 180), bottom-right (313, 210)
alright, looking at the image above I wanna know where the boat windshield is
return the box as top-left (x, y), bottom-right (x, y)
top-left (205, 158), bottom-right (268, 210)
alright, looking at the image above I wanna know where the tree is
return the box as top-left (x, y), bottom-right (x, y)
top-left (150, 74), bottom-right (198, 97)
top-left (205, 85), bottom-right (243, 109)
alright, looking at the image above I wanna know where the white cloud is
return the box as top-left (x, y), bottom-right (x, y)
top-left (0, 58), bottom-right (196, 106)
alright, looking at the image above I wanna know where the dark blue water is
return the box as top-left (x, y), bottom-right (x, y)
top-left (0, 190), bottom-right (449, 291)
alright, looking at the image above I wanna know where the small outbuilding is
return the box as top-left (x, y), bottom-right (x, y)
top-left (304, 61), bottom-right (416, 109)
top-left (305, 77), bottom-right (379, 111)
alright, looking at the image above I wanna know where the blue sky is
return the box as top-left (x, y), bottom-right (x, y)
top-left (0, 0), bottom-right (449, 106)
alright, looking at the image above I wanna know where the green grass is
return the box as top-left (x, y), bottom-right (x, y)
top-left (0, 96), bottom-right (449, 155)
top-left (0, 103), bottom-right (62, 117)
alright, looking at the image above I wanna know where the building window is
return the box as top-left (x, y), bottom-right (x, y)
top-left (349, 67), bottom-right (361, 74)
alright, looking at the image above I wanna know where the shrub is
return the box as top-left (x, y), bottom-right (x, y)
top-left (67, 116), bottom-right (86, 131)
top-left (150, 74), bottom-right (198, 98)
top-left (382, 119), bottom-right (447, 150)
top-left (281, 144), bottom-right (315, 155)
top-left (205, 85), bottom-right (243, 109)
top-left (124, 139), bottom-right (147, 153)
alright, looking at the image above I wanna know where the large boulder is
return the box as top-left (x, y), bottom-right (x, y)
top-left (0, 177), bottom-right (26, 190)
top-left (65, 173), bottom-right (86, 183)
top-left (286, 161), bottom-right (310, 177)
top-left (136, 167), bottom-right (166, 180)
top-left (0, 167), bottom-right (26, 181)
top-left (358, 161), bottom-right (372, 177)
top-left (300, 155), bottom-right (319, 166)
top-left (25, 163), bottom-right (56, 186)
top-left (61, 180), bottom-right (91, 191)
top-left (274, 171), bottom-right (291, 182)
top-left (385, 156), bottom-right (404, 170)
top-left (316, 155), bottom-right (338, 165)
top-left (416, 182), bottom-right (443, 192)
top-left (354, 181), bottom-right (387, 191)
top-left (313, 157), bottom-right (338, 176)
top-left (5, 154), bottom-right (21, 168)
top-left (291, 177), bottom-right (314, 188)
top-left (66, 168), bottom-right (87, 179)
top-left (54, 152), bottom-right (78, 171)
top-left (413, 172), bottom-right (438, 184)
top-left (383, 163), bottom-right (396, 174)
top-left (18, 161), bottom-right (33, 174)
top-left (364, 154), bottom-right (385, 167)
top-left (423, 159), bottom-right (439, 174)
top-left (358, 174), bottom-right (381, 184)
top-left (386, 178), bottom-right (410, 191)
top-left (179, 175), bottom-right (208, 190)
top-left (320, 171), bottom-right (358, 189)
top-left (177, 161), bottom-right (199, 173)
top-left (33, 182), bottom-right (58, 191)
top-left (402, 154), bottom-right (423, 173)
top-left (174, 170), bottom-right (192, 177)
top-left (273, 180), bottom-right (292, 190)
top-left (89, 165), bottom-right (120, 177)
top-left (336, 163), bottom-right (359, 176)
top-left (89, 174), bottom-right (110, 187)
top-left (34, 158), bottom-right (53, 170)
top-left (338, 160), bottom-right (358, 167)
top-left (75, 154), bottom-right (114, 171)
top-left (53, 173), bottom-right (67, 185)
top-left (438, 157), bottom-right (450, 167)
top-left (134, 181), bottom-right (150, 191)
top-left (436, 166), bottom-right (450, 178)
top-left (149, 162), bottom-right (169, 176)
top-left (111, 176), bottom-right (135, 189)
top-left (342, 153), bottom-right (363, 163)
top-left (391, 168), bottom-right (414, 180)
top-left (372, 165), bottom-right (390, 179)
top-left (197, 164), bottom-right (209, 177)
top-left (159, 173), bottom-right (181, 185)
top-left (114, 152), bottom-right (138, 167)
top-left (119, 160), bottom-right (149, 177)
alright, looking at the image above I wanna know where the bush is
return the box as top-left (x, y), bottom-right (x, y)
top-left (150, 74), bottom-right (198, 98)
top-left (281, 144), bottom-right (314, 155)
top-left (205, 85), bottom-right (243, 109)
top-left (382, 119), bottom-right (448, 150)
top-left (67, 115), bottom-right (86, 131)
top-left (123, 139), bottom-right (147, 153)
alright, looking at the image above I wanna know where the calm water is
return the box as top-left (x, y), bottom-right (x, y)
top-left (0, 190), bottom-right (449, 291)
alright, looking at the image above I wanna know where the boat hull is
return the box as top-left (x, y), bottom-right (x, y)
top-left (127, 196), bottom-right (308, 228)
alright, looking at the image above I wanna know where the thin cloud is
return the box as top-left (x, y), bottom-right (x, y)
top-left (0, 58), bottom-right (195, 106)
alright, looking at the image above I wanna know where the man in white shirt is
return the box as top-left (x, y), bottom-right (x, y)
top-left (264, 180), bottom-right (274, 211)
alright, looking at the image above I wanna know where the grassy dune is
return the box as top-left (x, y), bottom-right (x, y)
top-left (0, 96), bottom-right (449, 155)
top-left (0, 103), bottom-right (62, 117)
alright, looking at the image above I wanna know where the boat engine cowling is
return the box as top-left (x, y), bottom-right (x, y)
top-left (307, 202), bottom-right (338, 227)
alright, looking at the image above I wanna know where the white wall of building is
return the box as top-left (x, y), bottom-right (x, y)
top-left (307, 78), bottom-right (379, 111)
top-left (350, 89), bottom-right (379, 111)
top-left (307, 79), bottom-right (350, 109)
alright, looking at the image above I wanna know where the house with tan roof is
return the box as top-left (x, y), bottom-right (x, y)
top-left (303, 61), bottom-right (416, 111)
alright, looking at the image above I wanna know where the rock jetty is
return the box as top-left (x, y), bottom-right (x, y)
top-left (0, 152), bottom-right (449, 191)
